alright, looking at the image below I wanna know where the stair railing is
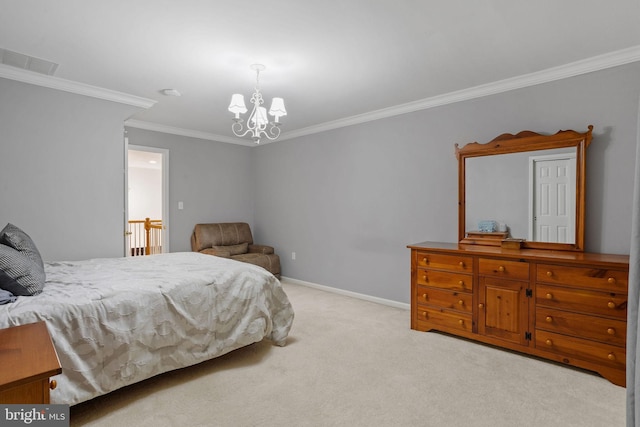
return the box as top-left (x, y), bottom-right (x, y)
top-left (126, 218), bottom-right (162, 256)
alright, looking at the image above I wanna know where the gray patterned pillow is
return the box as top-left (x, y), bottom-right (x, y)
top-left (0, 244), bottom-right (45, 296)
top-left (0, 223), bottom-right (44, 270)
top-left (0, 268), bottom-right (21, 295)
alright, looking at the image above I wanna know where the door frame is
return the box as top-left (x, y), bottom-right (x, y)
top-left (125, 141), bottom-right (170, 255)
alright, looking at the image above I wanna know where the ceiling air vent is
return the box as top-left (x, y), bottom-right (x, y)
top-left (0, 48), bottom-right (58, 75)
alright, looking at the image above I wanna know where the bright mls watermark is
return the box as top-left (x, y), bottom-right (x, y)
top-left (1, 405), bottom-right (69, 426)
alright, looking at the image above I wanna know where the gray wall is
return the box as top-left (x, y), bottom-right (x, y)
top-left (0, 78), bottom-right (141, 261)
top-left (124, 128), bottom-right (254, 252)
top-left (252, 62), bottom-right (640, 304)
top-left (2, 62), bottom-right (638, 305)
top-left (466, 150), bottom-right (532, 238)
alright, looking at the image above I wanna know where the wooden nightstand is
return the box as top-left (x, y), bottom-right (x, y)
top-left (0, 321), bottom-right (62, 404)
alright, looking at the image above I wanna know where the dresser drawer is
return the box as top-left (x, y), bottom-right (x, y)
top-left (416, 269), bottom-right (473, 292)
top-left (537, 284), bottom-right (627, 319)
top-left (535, 330), bottom-right (625, 369)
top-left (416, 252), bottom-right (472, 272)
top-left (416, 285), bottom-right (472, 313)
top-left (536, 307), bottom-right (626, 346)
top-left (415, 307), bottom-right (472, 333)
top-left (479, 258), bottom-right (529, 281)
top-left (537, 264), bottom-right (627, 292)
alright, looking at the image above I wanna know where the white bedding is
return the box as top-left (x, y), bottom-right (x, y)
top-left (0, 252), bottom-right (294, 405)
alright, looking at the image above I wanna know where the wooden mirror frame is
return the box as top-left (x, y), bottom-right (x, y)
top-left (455, 125), bottom-right (593, 252)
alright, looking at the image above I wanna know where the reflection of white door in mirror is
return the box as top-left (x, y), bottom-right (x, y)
top-left (528, 152), bottom-right (576, 243)
top-left (465, 147), bottom-right (575, 242)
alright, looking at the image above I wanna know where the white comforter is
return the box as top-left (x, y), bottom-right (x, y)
top-left (0, 252), bottom-right (294, 405)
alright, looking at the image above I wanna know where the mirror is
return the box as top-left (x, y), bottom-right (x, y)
top-left (456, 126), bottom-right (592, 252)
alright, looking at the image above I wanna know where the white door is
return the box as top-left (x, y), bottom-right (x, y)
top-left (125, 144), bottom-right (170, 255)
top-left (529, 153), bottom-right (576, 243)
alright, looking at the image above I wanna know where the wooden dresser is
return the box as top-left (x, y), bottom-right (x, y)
top-left (408, 241), bottom-right (629, 386)
top-left (0, 321), bottom-right (62, 403)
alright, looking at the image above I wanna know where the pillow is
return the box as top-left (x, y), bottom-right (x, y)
top-left (0, 268), bottom-right (21, 294)
top-left (211, 242), bottom-right (248, 256)
top-left (201, 248), bottom-right (232, 258)
top-left (0, 244), bottom-right (45, 296)
top-left (0, 223), bottom-right (44, 270)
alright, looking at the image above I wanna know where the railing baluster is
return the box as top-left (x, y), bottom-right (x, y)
top-left (128, 218), bottom-right (162, 256)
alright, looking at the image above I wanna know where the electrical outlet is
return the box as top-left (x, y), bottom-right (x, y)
top-left (291, 252), bottom-right (296, 260)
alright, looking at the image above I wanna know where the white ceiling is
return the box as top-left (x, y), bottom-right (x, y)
top-left (128, 149), bottom-right (162, 170)
top-left (1, 0), bottom-right (639, 145)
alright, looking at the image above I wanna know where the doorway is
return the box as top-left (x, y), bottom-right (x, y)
top-left (528, 152), bottom-right (576, 243)
top-left (125, 144), bottom-right (169, 256)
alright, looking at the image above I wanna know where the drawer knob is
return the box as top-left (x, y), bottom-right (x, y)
top-left (458, 300), bottom-right (464, 306)
top-left (608, 277), bottom-right (616, 284)
top-left (422, 293), bottom-right (428, 300)
top-left (422, 257), bottom-right (428, 264)
top-left (459, 261), bottom-right (465, 268)
top-left (545, 293), bottom-right (553, 300)
top-left (545, 316), bottom-right (553, 323)
top-left (607, 328), bottom-right (616, 335)
top-left (458, 280), bottom-right (464, 287)
top-left (546, 271), bottom-right (553, 277)
top-left (478, 303), bottom-right (484, 309)
top-left (608, 353), bottom-right (616, 361)
top-left (545, 339), bottom-right (553, 346)
top-left (607, 301), bottom-right (616, 309)
top-left (498, 265), bottom-right (505, 272)
top-left (50, 379), bottom-right (57, 390)
top-left (422, 312), bottom-right (427, 318)
top-left (422, 275), bottom-right (427, 281)
top-left (458, 319), bottom-right (464, 325)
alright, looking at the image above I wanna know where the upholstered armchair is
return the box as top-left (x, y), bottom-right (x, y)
top-left (190, 222), bottom-right (281, 278)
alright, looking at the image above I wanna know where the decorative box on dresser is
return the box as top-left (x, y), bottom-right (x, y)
top-left (408, 241), bottom-right (629, 386)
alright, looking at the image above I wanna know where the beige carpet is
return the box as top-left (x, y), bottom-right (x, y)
top-left (70, 280), bottom-right (626, 427)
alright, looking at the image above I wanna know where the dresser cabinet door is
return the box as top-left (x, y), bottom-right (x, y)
top-left (478, 276), bottom-right (530, 346)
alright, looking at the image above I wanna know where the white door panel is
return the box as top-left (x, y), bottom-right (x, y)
top-left (529, 153), bottom-right (576, 243)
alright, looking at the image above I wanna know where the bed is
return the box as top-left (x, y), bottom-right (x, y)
top-left (0, 251), bottom-right (295, 406)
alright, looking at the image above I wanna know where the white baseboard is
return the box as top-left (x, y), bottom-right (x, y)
top-left (281, 276), bottom-right (410, 311)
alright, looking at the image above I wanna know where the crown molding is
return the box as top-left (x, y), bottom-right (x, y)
top-left (278, 45), bottom-right (640, 141)
top-left (5, 44), bottom-right (637, 144)
top-left (125, 119), bottom-right (254, 146)
top-left (0, 64), bottom-right (156, 109)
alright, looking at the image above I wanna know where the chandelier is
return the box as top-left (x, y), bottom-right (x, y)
top-left (228, 64), bottom-right (286, 143)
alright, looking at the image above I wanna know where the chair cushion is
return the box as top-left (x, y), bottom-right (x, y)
top-left (192, 223), bottom-right (253, 251)
top-left (200, 248), bottom-right (231, 258)
top-left (212, 242), bottom-right (248, 256)
top-left (248, 244), bottom-right (275, 255)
